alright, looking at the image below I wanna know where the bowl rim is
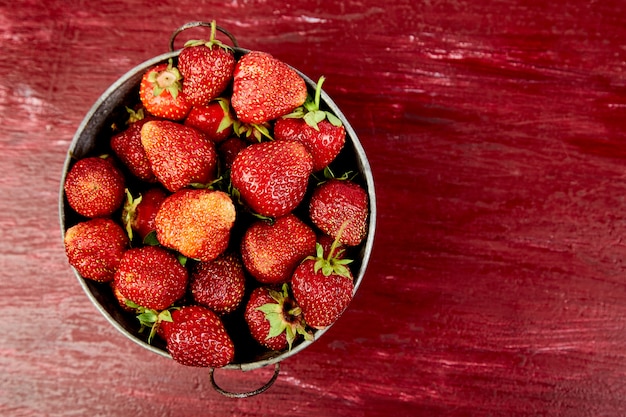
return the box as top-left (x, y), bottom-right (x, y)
top-left (58, 48), bottom-right (377, 371)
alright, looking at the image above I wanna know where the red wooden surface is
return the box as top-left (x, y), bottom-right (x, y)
top-left (3, 0), bottom-right (626, 415)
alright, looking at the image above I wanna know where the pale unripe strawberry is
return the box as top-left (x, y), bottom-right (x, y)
top-left (155, 189), bottom-right (236, 262)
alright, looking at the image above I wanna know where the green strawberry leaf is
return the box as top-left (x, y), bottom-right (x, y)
top-left (143, 230), bottom-right (160, 246)
top-left (137, 310), bottom-right (158, 327)
top-left (303, 110), bottom-right (326, 131)
top-left (125, 106), bottom-right (145, 125)
top-left (333, 263), bottom-right (352, 279)
top-left (282, 106), bottom-right (306, 119)
top-left (326, 111), bottom-right (343, 127)
top-left (315, 242), bottom-right (324, 258)
top-left (257, 303), bottom-right (282, 315)
top-left (158, 309), bottom-right (174, 323)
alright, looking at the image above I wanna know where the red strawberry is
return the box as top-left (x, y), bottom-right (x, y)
top-left (231, 51), bottom-right (307, 124)
top-left (274, 118), bottom-right (345, 172)
top-left (178, 21), bottom-right (235, 106)
top-left (140, 120), bottom-right (217, 192)
top-left (230, 140), bottom-right (313, 218)
top-left (110, 107), bottom-right (157, 182)
top-left (121, 187), bottom-right (168, 241)
top-left (241, 214), bottom-right (316, 284)
top-left (155, 189), bottom-right (236, 262)
top-left (114, 245), bottom-right (188, 310)
top-left (245, 285), bottom-right (311, 351)
top-left (291, 240), bottom-right (354, 329)
top-left (64, 156), bottom-right (125, 218)
top-left (190, 253), bottom-right (246, 315)
top-left (158, 302), bottom-right (204, 341)
top-left (184, 98), bottom-right (234, 143)
top-left (165, 305), bottom-right (235, 368)
top-left (217, 136), bottom-right (248, 171)
top-left (64, 218), bottom-right (129, 282)
top-left (274, 77), bottom-right (346, 172)
top-left (139, 59), bottom-right (191, 121)
top-left (309, 179), bottom-right (368, 246)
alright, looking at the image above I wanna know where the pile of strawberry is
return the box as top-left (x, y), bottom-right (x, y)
top-left (62, 22), bottom-right (369, 368)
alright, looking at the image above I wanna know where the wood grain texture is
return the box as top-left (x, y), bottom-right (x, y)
top-left (2, 0), bottom-right (626, 415)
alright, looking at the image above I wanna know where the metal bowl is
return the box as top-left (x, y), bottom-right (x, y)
top-left (58, 23), bottom-right (376, 397)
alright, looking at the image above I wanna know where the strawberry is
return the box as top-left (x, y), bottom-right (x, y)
top-left (183, 98), bottom-right (234, 143)
top-left (155, 189), bottom-right (236, 262)
top-left (114, 245), bottom-right (188, 310)
top-left (178, 21), bottom-right (235, 106)
top-left (275, 76), bottom-right (346, 172)
top-left (139, 59), bottom-right (191, 121)
top-left (64, 155), bottom-right (125, 218)
top-left (217, 136), bottom-right (248, 171)
top-left (231, 51), bottom-right (307, 124)
top-left (165, 305), bottom-right (235, 368)
top-left (244, 285), bottom-right (311, 351)
top-left (230, 140), bottom-right (313, 218)
top-left (64, 218), bottom-right (129, 282)
top-left (190, 253), bottom-right (246, 315)
top-left (121, 187), bottom-right (168, 241)
top-left (241, 214), bottom-right (316, 284)
top-left (291, 238), bottom-right (354, 329)
top-left (140, 120), bottom-right (217, 192)
top-left (274, 118), bottom-right (345, 172)
top-left (309, 179), bottom-right (368, 246)
top-left (110, 107), bottom-right (157, 183)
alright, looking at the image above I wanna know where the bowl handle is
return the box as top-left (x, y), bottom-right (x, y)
top-left (169, 21), bottom-right (239, 52)
top-left (209, 363), bottom-right (280, 398)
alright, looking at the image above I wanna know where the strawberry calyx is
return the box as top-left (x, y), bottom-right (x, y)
top-left (125, 106), bottom-right (146, 125)
top-left (142, 230), bottom-right (159, 246)
top-left (307, 223), bottom-right (353, 279)
top-left (312, 166), bottom-right (357, 185)
top-left (282, 76), bottom-right (343, 131)
top-left (121, 189), bottom-right (142, 241)
top-left (190, 174), bottom-right (227, 191)
top-left (256, 284), bottom-right (313, 351)
top-left (183, 20), bottom-right (233, 53)
top-left (147, 59), bottom-right (183, 99)
top-left (215, 97), bottom-right (235, 134)
top-left (125, 300), bottom-right (179, 344)
top-left (233, 120), bottom-right (273, 142)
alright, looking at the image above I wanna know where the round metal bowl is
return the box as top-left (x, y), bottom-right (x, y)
top-left (58, 23), bottom-right (376, 397)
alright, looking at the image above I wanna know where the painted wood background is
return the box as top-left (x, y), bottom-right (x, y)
top-left (3, 0), bottom-right (626, 415)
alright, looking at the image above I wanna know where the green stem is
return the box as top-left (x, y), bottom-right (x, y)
top-left (314, 76), bottom-right (325, 110)
top-left (210, 20), bottom-right (217, 42)
top-left (326, 220), bottom-right (348, 262)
